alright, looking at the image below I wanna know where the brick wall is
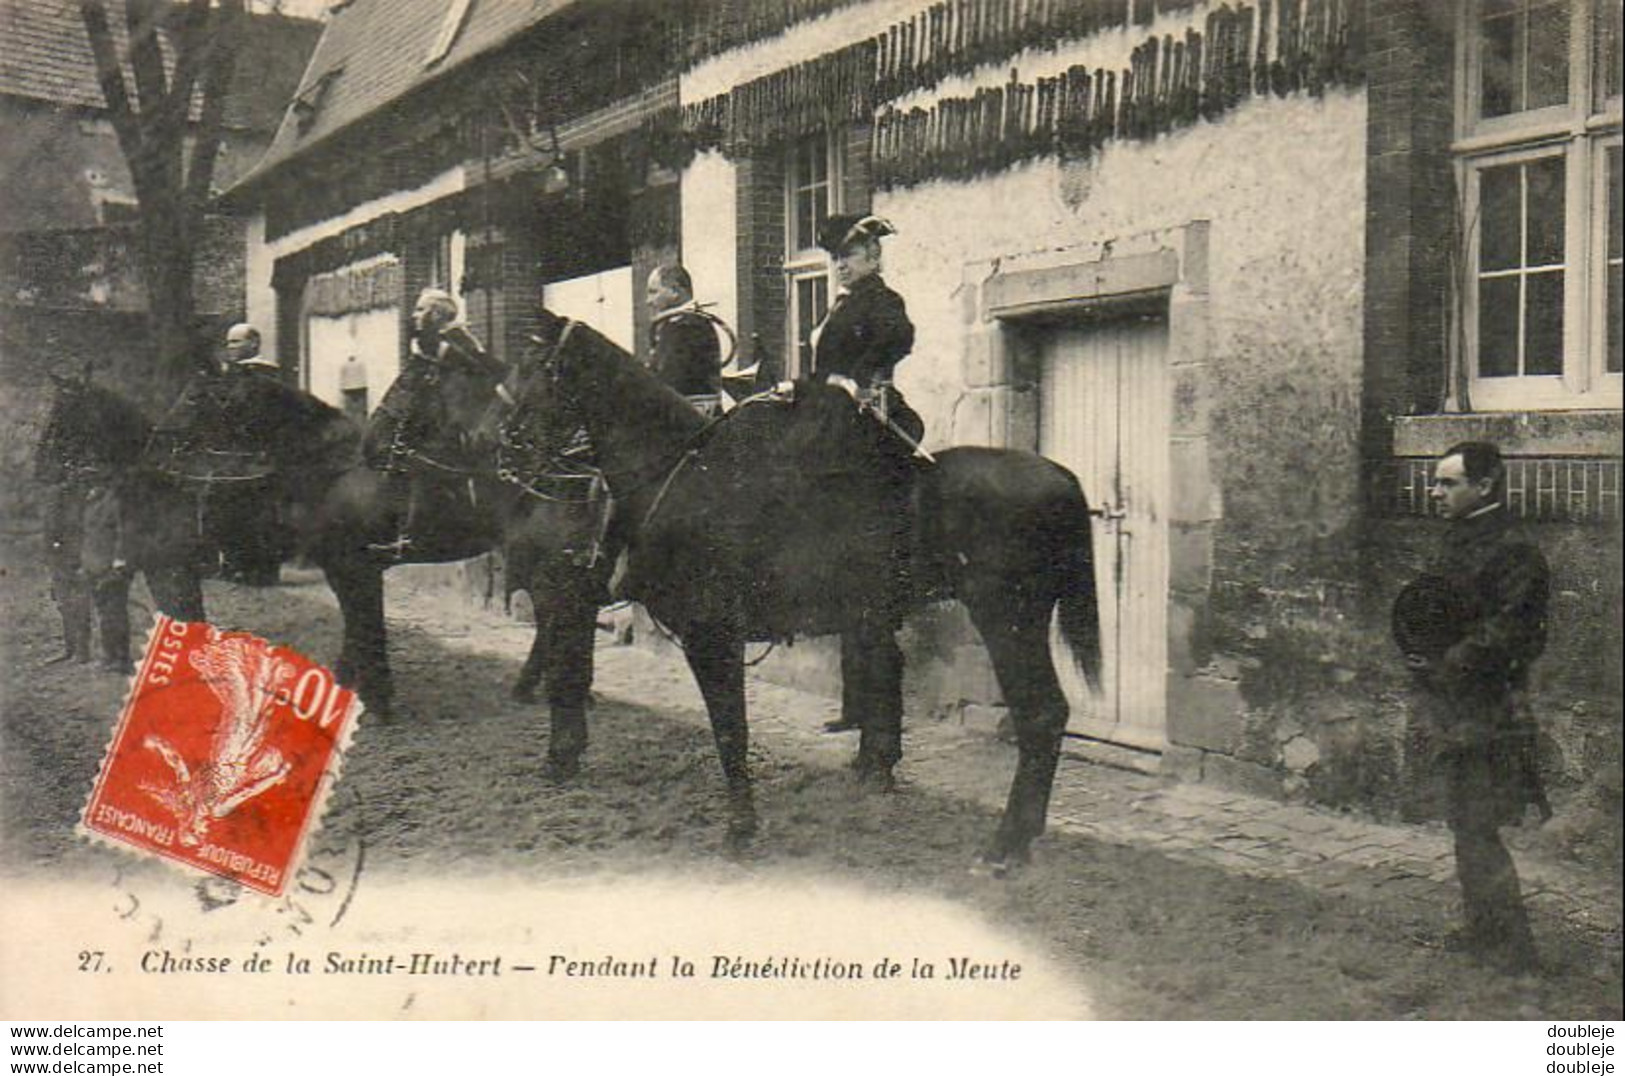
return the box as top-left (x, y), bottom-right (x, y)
top-left (1359, 0), bottom-right (1456, 504)
top-left (733, 154), bottom-right (787, 381)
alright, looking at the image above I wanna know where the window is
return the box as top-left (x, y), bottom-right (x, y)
top-left (783, 131), bottom-right (842, 378)
top-left (1458, 0), bottom-right (1622, 410)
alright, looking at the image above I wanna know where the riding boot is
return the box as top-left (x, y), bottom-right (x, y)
top-left (848, 623), bottom-right (904, 778)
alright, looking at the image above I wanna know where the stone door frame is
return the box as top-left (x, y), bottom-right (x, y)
top-left (955, 221), bottom-right (1218, 754)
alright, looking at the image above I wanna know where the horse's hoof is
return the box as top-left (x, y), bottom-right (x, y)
top-left (512, 682), bottom-right (538, 704)
top-left (856, 768), bottom-right (897, 794)
top-left (970, 847), bottom-right (1031, 879)
top-left (542, 756), bottom-right (581, 784)
top-left (725, 818), bottom-right (758, 855)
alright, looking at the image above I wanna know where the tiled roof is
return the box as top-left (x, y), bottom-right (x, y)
top-left (0, 0), bottom-right (322, 133)
top-left (238, 0), bottom-right (575, 189)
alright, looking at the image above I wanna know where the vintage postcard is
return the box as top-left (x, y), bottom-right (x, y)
top-left (1, 0), bottom-right (1619, 1023)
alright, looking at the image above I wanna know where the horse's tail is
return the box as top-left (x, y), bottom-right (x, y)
top-left (1054, 483), bottom-right (1102, 694)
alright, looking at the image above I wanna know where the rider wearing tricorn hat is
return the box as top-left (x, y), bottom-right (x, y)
top-left (809, 213), bottom-right (924, 448)
top-left (802, 214), bottom-right (924, 744)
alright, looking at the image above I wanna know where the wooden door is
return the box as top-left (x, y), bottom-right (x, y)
top-left (1038, 315), bottom-right (1169, 750)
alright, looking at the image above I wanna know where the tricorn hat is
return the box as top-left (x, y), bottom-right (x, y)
top-left (1391, 574), bottom-right (1470, 661)
top-left (817, 214), bottom-right (897, 255)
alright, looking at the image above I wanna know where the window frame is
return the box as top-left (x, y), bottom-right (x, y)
top-left (783, 130), bottom-right (843, 380)
top-left (1454, 0), bottom-right (1623, 411)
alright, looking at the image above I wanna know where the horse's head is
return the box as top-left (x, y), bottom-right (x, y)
top-left (504, 310), bottom-right (593, 469)
top-left (37, 373), bottom-right (151, 483)
top-left (506, 305), bottom-right (712, 484)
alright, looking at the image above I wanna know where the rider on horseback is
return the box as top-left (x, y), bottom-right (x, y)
top-left (363, 288), bottom-right (512, 553)
top-left (806, 214), bottom-right (925, 741)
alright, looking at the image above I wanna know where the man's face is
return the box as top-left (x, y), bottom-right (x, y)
top-left (646, 272), bottom-right (683, 314)
top-left (225, 327), bottom-right (258, 362)
top-left (1431, 453), bottom-right (1494, 520)
top-left (833, 241), bottom-right (881, 288)
top-left (413, 293), bottom-right (454, 333)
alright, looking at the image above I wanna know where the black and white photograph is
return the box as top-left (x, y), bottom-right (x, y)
top-left (0, 0), bottom-right (1620, 1035)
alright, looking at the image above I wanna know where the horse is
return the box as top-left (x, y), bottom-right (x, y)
top-left (167, 355), bottom-right (608, 729)
top-left (46, 358), bottom-right (606, 729)
top-left (35, 373), bottom-right (211, 640)
top-left (518, 309), bottom-right (1101, 870)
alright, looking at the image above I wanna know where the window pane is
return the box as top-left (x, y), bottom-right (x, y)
top-left (1480, 10), bottom-right (1518, 117)
top-left (1479, 275), bottom-right (1522, 376)
top-left (1609, 146), bottom-right (1622, 262)
top-left (1525, 155), bottom-right (1567, 266)
top-left (1608, 264), bottom-right (1621, 373)
top-left (1609, 147), bottom-right (1622, 374)
top-left (1598, 2), bottom-right (1622, 109)
top-left (1523, 269), bottom-right (1565, 374)
top-left (795, 193), bottom-right (815, 252)
top-left (1480, 164), bottom-right (1523, 271)
top-left (1480, 0), bottom-right (1570, 117)
top-left (1525, 0), bottom-right (1570, 110)
top-left (795, 275), bottom-right (828, 376)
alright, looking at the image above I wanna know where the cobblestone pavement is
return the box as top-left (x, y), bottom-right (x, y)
top-left (375, 575), bottom-right (1623, 958)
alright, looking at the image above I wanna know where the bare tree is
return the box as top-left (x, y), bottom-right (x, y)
top-left (80, 0), bottom-right (247, 392)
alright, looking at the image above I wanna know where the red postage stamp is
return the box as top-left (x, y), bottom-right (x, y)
top-left (80, 616), bottom-right (361, 897)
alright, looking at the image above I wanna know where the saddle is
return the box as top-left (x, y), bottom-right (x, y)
top-left (630, 382), bottom-right (920, 639)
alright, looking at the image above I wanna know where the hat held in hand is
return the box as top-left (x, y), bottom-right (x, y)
top-left (1391, 574), bottom-right (1470, 661)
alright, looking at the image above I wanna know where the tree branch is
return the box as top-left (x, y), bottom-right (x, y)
top-left (124, 0), bottom-right (170, 123)
top-left (169, 0), bottom-right (209, 123)
top-left (185, 0), bottom-right (246, 215)
top-left (79, 1), bottom-right (142, 165)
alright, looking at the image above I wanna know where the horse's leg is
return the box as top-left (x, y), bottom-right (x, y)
top-left (540, 560), bottom-right (598, 779)
top-left (846, 622), bottom-right (904, 790)
top-left (968, 598), bottom-right (1070, 870)
top-left (322, 559), bottom-right (392, 718)
top-left (513, 598), bottom-right (550, 703)
top-left (682, 625), bottom-right (756, 845)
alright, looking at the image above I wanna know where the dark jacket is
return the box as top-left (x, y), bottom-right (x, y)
top-left (650, 308), bottom-right (721, 397)
top-left (1413, 505), bottom-right (1550, 824)
top-left (811, 274), bottom-right (914, 387)
top-left (1422, 506), bottom-right (1549, 699)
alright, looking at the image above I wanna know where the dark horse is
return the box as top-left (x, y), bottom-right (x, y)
top-left (520, 310), bottom-right (1101, 868)
top-left (36, 374), bottom-right (210, 633)
top-left (47, 362), bottom-right (605, 728)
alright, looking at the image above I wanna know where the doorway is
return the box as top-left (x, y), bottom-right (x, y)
top-left (1038, 312), bottom-right (1171, 750)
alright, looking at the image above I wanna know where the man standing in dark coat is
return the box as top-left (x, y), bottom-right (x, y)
top-left (646, 265), bottom-right (723, 401)
top-left (1403, 441), bottom-right (1550, 974)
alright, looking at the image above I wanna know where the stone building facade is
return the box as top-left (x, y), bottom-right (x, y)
top-left (230, 0), bottom-right (1621, 850)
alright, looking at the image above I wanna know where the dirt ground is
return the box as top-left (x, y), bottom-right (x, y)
top-left (1, 536), bottom-right (1620, 1020)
